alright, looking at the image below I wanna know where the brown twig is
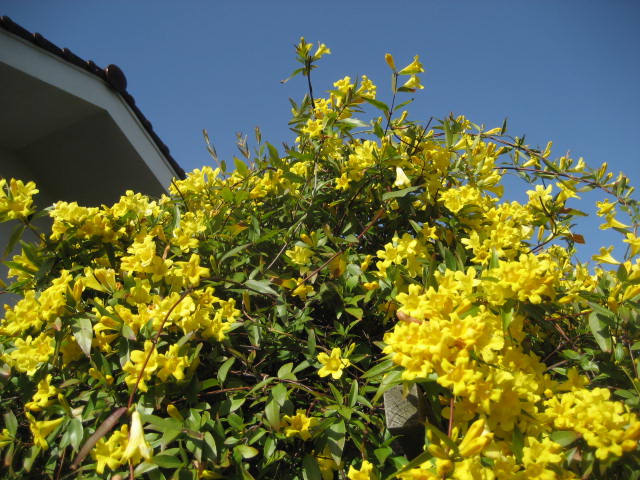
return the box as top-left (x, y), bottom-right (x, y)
top-left (127, 288), bottom-right (193, 408)
top-left (296, 208), bottom-right (385, 288)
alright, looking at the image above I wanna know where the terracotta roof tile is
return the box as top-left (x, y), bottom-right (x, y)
top-left (1, 15), bottom-right (186, 180)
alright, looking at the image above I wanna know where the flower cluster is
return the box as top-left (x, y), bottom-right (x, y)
top-left (1, 42), bottom-right (639, 480)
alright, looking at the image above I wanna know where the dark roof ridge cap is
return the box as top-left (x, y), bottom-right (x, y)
top-left (0, 15), bottom-right (186, 180)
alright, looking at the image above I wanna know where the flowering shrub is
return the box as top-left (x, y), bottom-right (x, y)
top-left (1, 38), bottom-right (640, 479)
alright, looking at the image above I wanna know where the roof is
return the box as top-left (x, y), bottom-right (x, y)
top-left (0, 15), bottom-right (186, 180)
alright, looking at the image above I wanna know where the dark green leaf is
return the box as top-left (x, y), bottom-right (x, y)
top-left (217, 357), bottom-right (235, 384)
top-left (152, 455), bottom-right (184, 468)
top-left (302, 454), bottom-right (322, 480)
top-left (382, 186), bottom-right (420, 200)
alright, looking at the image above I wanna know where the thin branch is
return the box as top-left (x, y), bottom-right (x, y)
top-left (127, 288), bottom-right (194, 408)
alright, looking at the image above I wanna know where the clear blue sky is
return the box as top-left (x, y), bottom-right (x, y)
top-left (3, 1), bottom-right (639, 262)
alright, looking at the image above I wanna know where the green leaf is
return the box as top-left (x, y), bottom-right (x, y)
top-left (245, 279), bottom-right (278, 296)
top-left (373, 369), bottom-right (402, 404)
top-left (3, 411), bottom-right (18, 436)
top-left (235, 444), bottom-right (259, 459)
top-left (588, 302), bottom-right (615, 319)
top-left (382, 185), bottom-right (420, 200)
top-left (264, 398), bottom-right (280, 430)
top-left (234, 157), bottom-right (249, 177)
top-left (23, 445), bottom-right (40, 473)
top-left (588, 311), bottom-right (612, 353)
top-left (271, 383), bottom-right (288, 406)
top-left (219, 243), bottom-right (250, 264)
top-left (68, 417), bottom-right (84, 451)
top-left (326, 420), bottom-right (346, 465)
top-left (204, 431), bottom-right (218, 459)
top-left (550, 430), bottom-right (578, 447)
top-left (302, 454), bottom-right (322, 480)
top-left (217, 357), bottom-right (235, 384)
top-left (277, 362), bottom-right (294, 379)
top-left (348, 379), bottom-right (358, 408)
top-left (3, 222), bottom-right (25, 258)
top-left (152, 454), bottom-right (184, 468)
top-left (362, 96), bottom-right (389, 113)
top-left (340, 117), bottom-right (369, 128)
top-left (362, 358), bottom-right (394, 379)
top-left (512, 426), bottom-right (524, 463)
top-left (72, 317), bottom-right (93, 357)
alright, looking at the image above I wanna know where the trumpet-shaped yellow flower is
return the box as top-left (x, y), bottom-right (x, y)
top-left (599, 213), bottom-right (630, 230)
top-left (399, 75), bottom-right (424, 91)
top-left (25, 374), bottom-right (59, 411)
top-left (317, 347), bottom-right (350, 379)
top-left (384, 53), bottom-right (396, 71)
top-left (122, 411), bottom-right (152, 463)
top-left (596, 199), bottom-right (616, 216)
top-left (394, 167), bottom-right (411, 188)
top-left (398, 55), bottom-right (424, 75)
top-left (624, 232), bottom-right (640, 257)
top-left (457, 418), bottom-right (493, 457)
top-left (347, 459), bottom-right (374, 480)
top-left (592, 246), bottom-right (620, 265)
top-left (26, 412), bottom-right (64, 450)
top-left (314, 43), bottom-right (331, 59)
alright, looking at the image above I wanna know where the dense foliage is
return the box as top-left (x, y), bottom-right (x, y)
top-left (1, 39), bottom-right (640, 479)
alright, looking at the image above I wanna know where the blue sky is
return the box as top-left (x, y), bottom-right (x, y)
top-left (2, 1), bottom-right (639, 261)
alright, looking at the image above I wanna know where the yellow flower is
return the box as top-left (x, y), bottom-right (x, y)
top-left (624, 232), bottom-right (640, 257)
top-left (286, 245), bottom-right (315, 266)
top-left (398, 55), bottom-right (424, 75)
top-left (167, 404), bottom-right (184, 421)
top-left (384, 53), bottom-right (396, 71)
top-left (172, 253), bottom-right (210, 287)
top-left (122, 411), bottom-right (152, 463)
top-left (399, 75), bottom-right (424, 91)
top-left (2, 333), bottom-right (55, 375)
top-left (92, 424), bottom-right (129, 473)
top-left (599, 213), bottom-right (630, 231)
top-left (26, 412), bottom-right (64, 450)
top-left (297, 37), bottom-right (313, 56)
top-left (293, 281), bottom-right (315, 300)
top-left (457, 418), bottom-right (493, 457)
top-left (592, 246), bottom-right (620, 265)
top-left (0, 177), bottom-right (39, 221)
top-left (281, 410), bottom-right (319, 440)
top-left (0, 428), bottom-right (12, 448)
top-left (347, 459), bottom-right (374, 480)
top-left (302, 118), bottom-right (325, 138)
top-left (394, 167), bottom-right (411, 188)
top-left (596, 199), bottom-right (616, 216)
top-left (25, 374), bottom-right (59, 411)
top-left (314, 43), bottom-right (331, 59)
top-left (316, 447), bottom-right (339, 480)
top-left (317, 348), bottom-right (350, 379)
